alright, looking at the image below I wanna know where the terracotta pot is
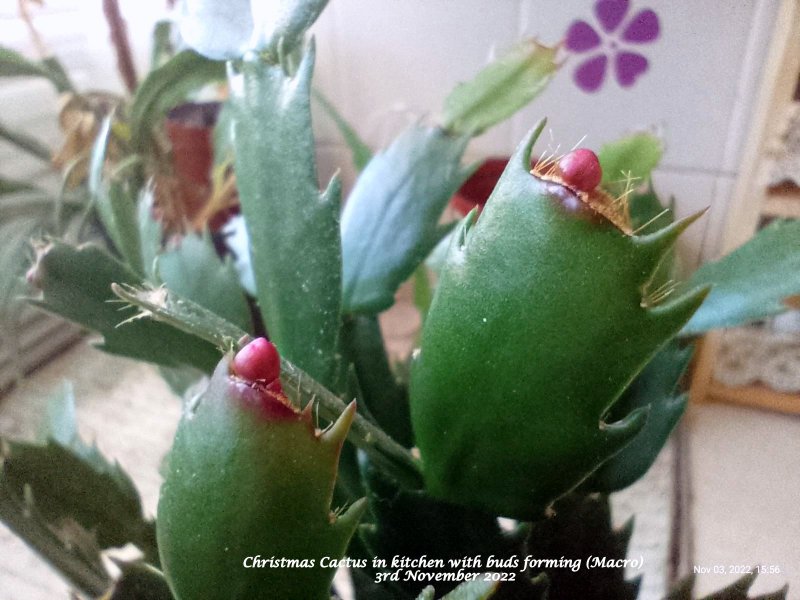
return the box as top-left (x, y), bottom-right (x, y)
top-left (164, 101), bottom-right (221, 224)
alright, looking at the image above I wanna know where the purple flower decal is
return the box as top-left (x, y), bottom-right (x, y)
top-left (565, 0), bottom-right (660, 93)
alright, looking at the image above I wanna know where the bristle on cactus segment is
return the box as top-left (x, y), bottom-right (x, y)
top-left (640, 278), bottom-right (681, 308)
top-left (533, 146), bottom-right (633, 234)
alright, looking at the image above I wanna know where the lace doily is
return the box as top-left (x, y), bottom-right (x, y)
top-left (766, 103), bottom-right (800, 188)
top-left (714, 323), bottom-right (800, 393)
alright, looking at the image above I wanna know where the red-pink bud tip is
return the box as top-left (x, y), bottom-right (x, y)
top-left (232, 338), bottom-right (281, 384)
top-left (558, 148), bottom-right (602, 193)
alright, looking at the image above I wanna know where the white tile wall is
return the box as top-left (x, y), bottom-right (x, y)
top-left (323, 0), bottom-right (522, 146)
top-left (700, 175), bottom-right (738, 263)
top-left (306, 0), bottom-right (779, 261)
top-left (514, 1), bottom-right (776, 173)
top-left (2, 0), bottom-right (779, 258)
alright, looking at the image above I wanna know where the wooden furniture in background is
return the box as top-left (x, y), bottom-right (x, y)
top-left (691, 0), bottom-right (800, 415)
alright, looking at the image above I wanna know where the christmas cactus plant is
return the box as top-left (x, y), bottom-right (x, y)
top-left (2, 1), bottom-right (799, 599)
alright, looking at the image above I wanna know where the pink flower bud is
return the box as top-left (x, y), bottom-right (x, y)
top-left (558, 148), bottom-right (602, 192)
top-left (232, 338), bottom-right (281, 384)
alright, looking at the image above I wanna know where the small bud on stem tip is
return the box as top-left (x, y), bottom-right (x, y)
top-left (233, 338), bottom-right (281, 384)
top-left (558, 148), bottom-right (602, 192)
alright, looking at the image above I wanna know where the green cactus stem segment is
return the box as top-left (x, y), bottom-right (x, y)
top-left (228, 42), bottom-right (343, 389)
top-left (109, 282), bottom-right (424, 488)
top-left (409, 120), bottom-right (709, 518)
top-left (158, 355), bottom-right (366, 600)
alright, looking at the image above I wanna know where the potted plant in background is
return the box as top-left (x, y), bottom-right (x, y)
top-left (0, 0), bottom-right (234, 389)
top-left (1, 1), bottom-right (798, 599)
